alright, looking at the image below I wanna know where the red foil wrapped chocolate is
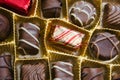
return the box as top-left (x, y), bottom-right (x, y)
top-left (1, 0), bottom-right (31, 15)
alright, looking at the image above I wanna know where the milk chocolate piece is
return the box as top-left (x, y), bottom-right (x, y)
top-left (52, 61), bottom-right (73, 80)
top-left (41, 0), bottom-right (62, 18)
top-left (51, 25), bottom-right (85, 49)
top-left (89, 32), bottom-right (120, 60)
top-left (18, 23), bottom-right (40, 55)
top-left (103, 3), bottom-right (120, 30)
top-left (81, 67), bottom-right (104, 80)
top-left (21, 61), bottom-right (48, 80)
top-left (0, 14), bottom-right (10, 41)
top-left (0, 52), bottom-right (13, 80)
top-left (69, 1), bottom-right (96, 28)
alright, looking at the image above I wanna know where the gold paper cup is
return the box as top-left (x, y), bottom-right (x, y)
top-left (15, 58), bottom-right (50, 80)
top-left (14, 15), bottom-right (47, 59)
top-left (49, 52), bottom-right (80, 80)
top-left (86, 28), bottom-right (120, 64)
top-left (45, 19), bottom-right (90, 56)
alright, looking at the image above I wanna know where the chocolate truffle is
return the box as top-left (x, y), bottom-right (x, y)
top-left (41, 0), bottom-right (62, 18)
top-left (0, 52), bottom-right (13, 80)
top-left (21, 61), bottom-right (48, 80)
top-left (51, 25), bottom-right (85, 49)
top-left (89, 32), bottom-right (120, 60)
top-left (0, 14), bottom-right (10, 41)
top-left (103, 3), bottom-right (120, 30)
top-left (81, 67), bottom-right (104, 80)
top-left (52, 61), bottom-right (73, 80)
top-left (69, 1), bottom-right (96, 28)
top-left (112, 73), bottom-right (120, 80)
top-left (18, 23), bottom-right (40, 55)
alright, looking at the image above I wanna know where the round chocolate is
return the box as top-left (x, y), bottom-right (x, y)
top-left (0, 14), bottom-right (10, 41)
top-left (103, 3), bottom-right (120, 30)
top-left (89, 32), bottom-right (120, 60)
top-left (69, 1), bottom-right (96, 28)
top-left (41, 0), bottom-right (62, 18)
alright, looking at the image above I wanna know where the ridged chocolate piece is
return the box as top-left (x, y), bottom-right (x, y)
top-left (52, 61), bottom-right (73, 80)
top-left (21, 61), bottom-right (47, 80)
top-left (0, 14), bottom-right (10, 41)
top-left (103, 3), bottom-right (120, 30)
top-left (89, 32), bottom-right (120, 60)
top-left (69, 1), bottom-right (96, 28)
top-left (0, 53), bottom-right (13, 80)
top-left (41, 0), bottom-right (62, 18)
top-left (81, 67), bottom-right (104, 80)
top-left (18, 23), bottom-right (40, 55)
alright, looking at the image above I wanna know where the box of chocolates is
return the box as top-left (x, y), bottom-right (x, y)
top-left (0, 0), bottom-right (120, 80)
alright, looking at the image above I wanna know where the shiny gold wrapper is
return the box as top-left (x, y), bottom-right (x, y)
top-left (45, 19), bottom-right (90, 56)
top-left (81, 58), bottom-right (110, 80)
top-left (14, 15), bottom-right (47, 59)
top-left (15, 58), bottom-right (50, 80)
top-left (49, 52), bottom-right (80, 80)
top-left (85, 28), bottom-right (120, 64)
top-left (67, 0), bottom-right (102, 30)
top-left (36, 0), bottom-right (67, 19)
top-left (0, 7), bottom-right (14, 44)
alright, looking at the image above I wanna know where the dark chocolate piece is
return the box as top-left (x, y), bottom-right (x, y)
top-left (81, 67), bottom-right (104, 80)
top-left (103, 3), bottom-right (120, 30)
top-left (18, 23), bottom-right (40, 55)
top-left (0, 52), bottom-right (13, 80)
top-left (89, 32), bottom-right (120, 60)
top-left (41, 0), bottom-right (62, 18)
top-left (69, 1), bottom-right (96, 28)
top-left (52, 61), bottom-right (73, 80)
top-left (0, 14), bottom-right (10, 41)
top-left (112, 73), bottom-right (120, 80)
top-left (21, 61), bottom-right (48, 80)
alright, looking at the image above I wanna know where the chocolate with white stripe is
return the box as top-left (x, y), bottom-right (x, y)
top-left (81, 67), bottom-right (104, 80)
top-left (102, 3), bottom-right (120, 30)
top-left (51, 25), bottom-right (85, 50)
top-left (89, 32), bottom-right (120, 60)
top-left (69, 1), bottom-right (96, 28)
top-left (52, 61), bottom-right (73, 80)
top-left (18, 23), bottom-right (40, 55)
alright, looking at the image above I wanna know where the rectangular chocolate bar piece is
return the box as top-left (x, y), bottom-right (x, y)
top-left (52, 61), bottom-right (73, 80)
top-left (51, 25), bottom-right (85, 49)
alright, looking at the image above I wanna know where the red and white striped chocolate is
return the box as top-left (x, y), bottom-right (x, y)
top-left (52, 25), bottom-right (85, 49)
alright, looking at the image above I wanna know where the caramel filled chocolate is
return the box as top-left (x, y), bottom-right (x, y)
top-left (18, 23), bottom-right (40, 55)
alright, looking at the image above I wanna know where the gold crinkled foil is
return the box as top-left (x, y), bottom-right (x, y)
top-left (14, 15), bottom-right (47, 59)
top-left (44, 19), bottom-right (90, 56)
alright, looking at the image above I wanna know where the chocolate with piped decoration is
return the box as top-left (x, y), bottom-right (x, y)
top-left (18, 23), bottom-right (40, 55)
top-left (52, 61), bottom-right (73, 80)
top-left (51, 25), bottom-right (85, 50)
top-left (41, 0), bottom-right (62, 18)
top-left (0, 14), bottom-right (10, 41)
top-left (103, 3), bottom-right (120, 30)
top-left (0, 52), bottom-right (13, 80)
top-left (89, 32), bottom-right (120, 60)
top-left (21, 61), bottom-right (48, 80)
top-left (81, 67), bottom-right (104, 80)
top-left (69, 1), bottom-right (96, 28)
